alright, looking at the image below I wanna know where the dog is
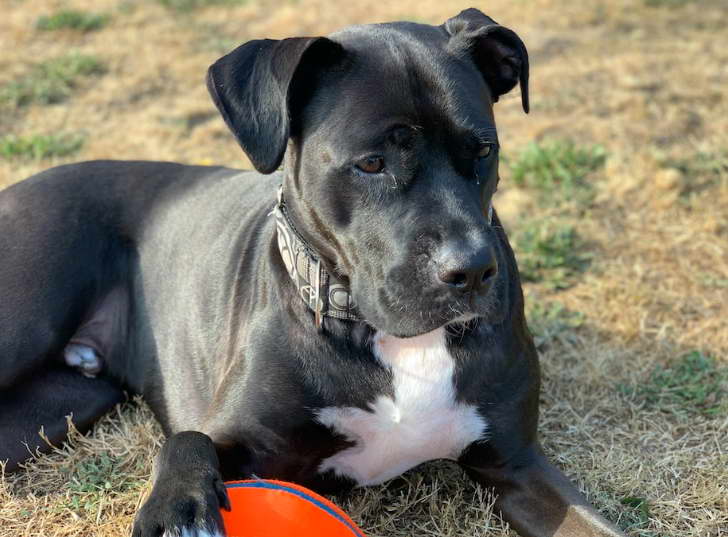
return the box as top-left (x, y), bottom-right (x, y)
top-left (0, 8), bottom-right (626, 537)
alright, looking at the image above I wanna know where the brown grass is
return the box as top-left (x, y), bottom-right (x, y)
top-left (1, 0), bottom-right (727, 536)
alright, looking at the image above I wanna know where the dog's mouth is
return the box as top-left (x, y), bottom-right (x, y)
top-left (377, 311), bottom-right (482, 339)
top-left (364, 281), bottom-right (504, 338)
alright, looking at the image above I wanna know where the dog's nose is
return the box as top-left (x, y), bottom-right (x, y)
top-left (437, 246), bottom-right (498, 293)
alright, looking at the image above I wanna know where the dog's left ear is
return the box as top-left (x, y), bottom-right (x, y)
top-left (207, 37), bottom-right (344, 173)
top-left (443, 8), bottom-right (530, 113)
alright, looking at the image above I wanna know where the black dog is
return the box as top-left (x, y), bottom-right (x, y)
top-left (0, 9), bottom-right (625, 537)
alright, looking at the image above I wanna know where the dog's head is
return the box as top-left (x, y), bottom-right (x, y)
top-left (207, 8), bottom-right (529, 337)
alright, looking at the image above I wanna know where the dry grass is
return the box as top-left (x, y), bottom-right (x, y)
top-left (1, 0), bottom-right (727, 535)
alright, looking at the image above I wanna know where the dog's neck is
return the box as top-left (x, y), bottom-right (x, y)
top-left (273, 187), bottom-right (360, 329)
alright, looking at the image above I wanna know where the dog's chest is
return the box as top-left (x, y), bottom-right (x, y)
top-left (316, 328), bottom-right (488, 486)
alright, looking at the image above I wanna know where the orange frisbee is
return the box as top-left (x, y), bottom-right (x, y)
top-left (220, 480), bottom-right (366, 537)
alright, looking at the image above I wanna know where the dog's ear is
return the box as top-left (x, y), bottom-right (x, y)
top-left (207, 37), bottom-right (343, 173)
top-left (443, 8), bottom-right (530, 113)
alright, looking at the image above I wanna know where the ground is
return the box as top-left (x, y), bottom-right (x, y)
top-left (1, 0), bottom-right (726, 536)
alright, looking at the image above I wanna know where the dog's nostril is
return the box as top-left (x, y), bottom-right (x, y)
top-left (440, 271), bottom-right (469, 288)
top-left (437, 247), bottom-right (497, 291)
top-left (481, 266), bottom-right (497, 283)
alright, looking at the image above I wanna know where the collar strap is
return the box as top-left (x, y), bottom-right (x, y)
top-left (273, 188), bottom-right (359, 329)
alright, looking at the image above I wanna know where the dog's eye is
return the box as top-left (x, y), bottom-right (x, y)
top-left (477, 144), bottom-right (493, 159)
top-left (355, 156), bottom-right (385, 174)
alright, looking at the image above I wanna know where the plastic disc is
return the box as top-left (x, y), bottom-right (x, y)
top-left (220, 479), bottom-right (366, 537)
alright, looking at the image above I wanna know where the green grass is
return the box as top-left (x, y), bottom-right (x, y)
top-left (620, 351), bottom-right (728, 416)
top-left (514, 221), bottom-right (591, 289)
top-left (699, 272), bottom-right (728, 289)
top-left (157, 0), bottom-right (248, 12)
top-left (509, 140), bottom-right (606, 207)
top-left (526, 300), bottom-right (585, 348)
top-left (67, 453), bottom-right (118, 495)
top-left (662, 151), bottom-right (728, 199)
top-left (663, 151), bottom-right (728, 178)
top-left (618, 497), bottom-right (656, 535)
top-left (0, 54), bottom-right (106, 108)
top-left (36, 10), bottom-right (110, 32)
top-left (0, 133), bottom-right (84, 160)
top-left (62, 453), bottom-right (141, 514)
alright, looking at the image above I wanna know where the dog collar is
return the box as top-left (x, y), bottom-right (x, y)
top-left (272, 188), bottom-right (359, 329)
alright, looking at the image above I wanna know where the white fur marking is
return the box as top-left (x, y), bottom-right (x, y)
top-left (317, 327), bottom-right (488, 486)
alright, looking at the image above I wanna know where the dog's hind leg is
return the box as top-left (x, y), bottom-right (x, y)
top-left (0, 168), bottom-right (130, 390)
top-left (62, 285), bottom-right (130, 378)
top-left (64, 344), bottom-right (103, 378)
top-left (0, 364), bottom-right (125, 472)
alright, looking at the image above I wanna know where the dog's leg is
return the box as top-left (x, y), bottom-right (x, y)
top-left (63, 344), bottom-right (103, 377)
top-left (461, 443), bottom-right (625, 537)
top-left (0, 172), bottom-right (130, 390)
top-left (63, 285), bottom-right (129, 378)
top-left (133, 431), bottom-right (234, 537)
top-left (0, 364), bottom-right (125, 471)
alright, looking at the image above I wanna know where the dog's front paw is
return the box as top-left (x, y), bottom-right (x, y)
top-left (132, 474), bottom-right (230, 537)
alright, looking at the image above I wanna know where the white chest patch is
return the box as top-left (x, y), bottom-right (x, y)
top-left (316, 327), bottom-right (488, 486)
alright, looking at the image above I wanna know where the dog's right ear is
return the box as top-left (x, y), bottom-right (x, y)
top-left (207, 37), bottom-right (343, 174)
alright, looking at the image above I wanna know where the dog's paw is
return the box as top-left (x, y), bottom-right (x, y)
top-left (63, 343), bottom-right (102, 377)
top-left (162, 528), bottom-right (225, 537)
top-left (132, 475), bottom-right (230, 537)
top-left (161, 528), bottom-right (224, 537)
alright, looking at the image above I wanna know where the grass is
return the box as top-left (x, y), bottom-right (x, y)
top-left (620, 351), bottom-right (728, 416)
top-left (36, 10), bottom-right (110, 32)
top-left (0, 54), bottom-right (105, 108)
top-left (525, 300), bottom-right (585, 348)
top-left (65, 453), bottom-right (122, 513)
top-left (661, 151), bottom-right (728, 199)
top-left (1, 402), bottom-right (159, 535)
top-left (0, 133), bottom-right (85, 160)
top-left (157, 0), bottom-right (248, 11)
top-left (644, 0), bottom-right (691, 6)
top-left (195, 23), bottom-right (240, 53)
top-left (513, 221), bottom-right (591, 289)
top-left (699, 272), bottom-right (728, 289)
top-left (509, 140), bottom-right (606, 207)
top-left (619, 497), bottom-right (654, 535)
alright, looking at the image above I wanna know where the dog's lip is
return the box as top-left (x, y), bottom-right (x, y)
top-left (380, 311), bottom-right (481, 338)
top-left (447, 312), bottom-right (480, 324)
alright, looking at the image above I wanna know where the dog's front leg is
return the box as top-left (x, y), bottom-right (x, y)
top-left (132, 431), bottom-right (232, 537)
top-left (461, 443), bottom-right (625, 537)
